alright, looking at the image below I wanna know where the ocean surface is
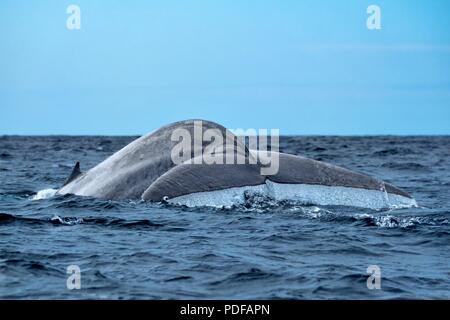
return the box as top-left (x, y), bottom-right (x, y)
top-left (0, 135), bottom-right (449, 299)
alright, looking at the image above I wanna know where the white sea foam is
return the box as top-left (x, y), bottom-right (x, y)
top-left (31, 188), bottom-right (57, 200)
top-left (51, 215), bottom-right (84, 225)
top-left (168, 181), bottom-right (417, 210)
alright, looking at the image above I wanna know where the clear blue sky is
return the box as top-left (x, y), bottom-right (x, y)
top-left (1, 0), bottom-right (449, 135)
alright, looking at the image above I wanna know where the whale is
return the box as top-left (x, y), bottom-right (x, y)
top-left (57, 119), bottom-right (416, 209)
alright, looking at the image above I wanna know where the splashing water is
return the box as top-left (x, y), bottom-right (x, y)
top-left (31, 188), bottom-right (57, 200)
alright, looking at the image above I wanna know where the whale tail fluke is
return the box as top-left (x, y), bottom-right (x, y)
top-left (63, 161), bottom-right (82, 186)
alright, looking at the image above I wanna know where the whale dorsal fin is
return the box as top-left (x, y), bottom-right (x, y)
top-left (63, 161), bottom-right (82, 186)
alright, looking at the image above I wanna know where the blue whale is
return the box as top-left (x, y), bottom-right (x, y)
top-left (57, 120), bottom-right (416, 209)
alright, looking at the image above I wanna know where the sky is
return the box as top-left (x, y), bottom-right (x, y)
top-left (1, 0), bottom-right (449, 135)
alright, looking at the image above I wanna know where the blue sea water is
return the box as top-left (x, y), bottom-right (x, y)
top-left (0, 135), bottom-right (449, 299)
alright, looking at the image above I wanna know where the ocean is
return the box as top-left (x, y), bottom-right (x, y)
top-left (0, 135), bottom-right (449, 299)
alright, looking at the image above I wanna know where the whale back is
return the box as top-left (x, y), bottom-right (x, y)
top-left (57, 119), bottom-right (250, 200)
top-left (58, 119), bottom-right (413, 208)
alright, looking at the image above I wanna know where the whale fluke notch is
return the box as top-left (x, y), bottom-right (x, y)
top-left (63, 161), bottom-right (82, 186)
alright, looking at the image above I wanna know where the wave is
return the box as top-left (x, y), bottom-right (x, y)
top-left (0, 212), bottom-right (164, 229)
top-left (209, 268), bottom-right (280, 286)
top-left (372, 148), bottom-right (414, 156)
top-left (0, 213), bottom-right (44, 225)
top-left (381, 162), bottom-right (430, 171)
top-left (50, 215), bottom-right (84, 225)
top-left (0, 152), bottom-right (12, 158)
top-left (352, 213), bottom-right (449, 228)
top-left (0, 190), bottom-right (35, 198)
